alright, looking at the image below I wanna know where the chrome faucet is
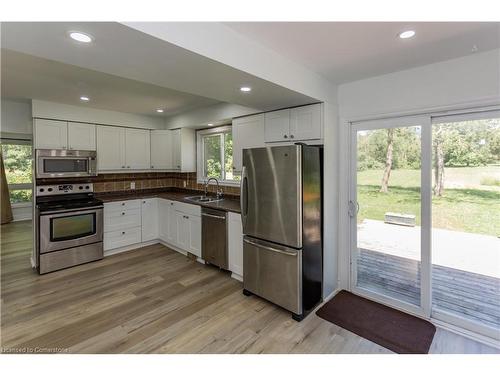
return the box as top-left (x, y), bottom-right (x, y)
top-left (204, 178), bottom-right (223, 199)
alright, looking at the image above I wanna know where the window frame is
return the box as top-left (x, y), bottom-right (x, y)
top-left (0, 139), bottom-right (33, 207)
top-left (196, 125), bottom-right (239, 186)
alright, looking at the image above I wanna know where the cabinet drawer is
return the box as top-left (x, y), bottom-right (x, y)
top-left (104, 199), bottom-right (141, 213)
top-left (174, 201), bottom-right (201, 217)
top-left (104, 226), bottom-right (142, 251)
top-left (104, 208), bottom-right (141, 232)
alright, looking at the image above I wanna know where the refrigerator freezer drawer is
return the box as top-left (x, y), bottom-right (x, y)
top-left (243, 236), bottom-right (302, 314)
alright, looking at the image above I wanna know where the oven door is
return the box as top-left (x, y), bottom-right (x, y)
top-left (39, 207), bottom-right (103, 253)
top-left (36, 150), bottom-right (97, 178)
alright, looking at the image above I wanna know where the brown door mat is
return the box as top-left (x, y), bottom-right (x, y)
top-left (316, 290), bottom-right (436, 354)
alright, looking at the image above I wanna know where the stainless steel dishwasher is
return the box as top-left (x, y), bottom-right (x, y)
top-left (201, 207), bottom-right (228, 269)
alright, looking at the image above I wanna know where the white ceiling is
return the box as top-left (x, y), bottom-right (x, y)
top-left (1, 49), bottom-right (219, 117)
top-left (1, 22), bottom-right (317, 113)
top-left (224, 22), bottom-right (500, 84)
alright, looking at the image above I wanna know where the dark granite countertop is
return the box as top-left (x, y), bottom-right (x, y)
top-left (96, 188), bottom-right (241, 214)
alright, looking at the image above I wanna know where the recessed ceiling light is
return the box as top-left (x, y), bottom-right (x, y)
top-left (80, 96), bottom-right (90, 102)
top-left (399, 30), bottom-right (416, 39)
top-left (69, 31), bottom-right (93, 43)
top-left (240, 86), bottom-right (252, 92)
top-left (207, 123), bottom-right (214, 126)
top-left (156, 109), bottom-right (164, 113)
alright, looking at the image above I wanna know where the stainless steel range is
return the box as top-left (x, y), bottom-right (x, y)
top-left (35, 183), bottom-right (103, 274)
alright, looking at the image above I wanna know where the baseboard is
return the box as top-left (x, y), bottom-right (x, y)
top-left (231, 273), bottom-right (243, 282)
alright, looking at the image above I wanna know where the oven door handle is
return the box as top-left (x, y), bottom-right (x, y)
top-left (39, 206), bottom-right (103, 216)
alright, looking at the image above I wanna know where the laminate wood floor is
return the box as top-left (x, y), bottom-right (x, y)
top-left (1, 221), bottom-right (498, 354)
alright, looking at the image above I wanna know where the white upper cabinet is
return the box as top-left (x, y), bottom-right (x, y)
top-left (264, 103), bottom-right (323, 143)
top-left (125, 128), bottom-right (151, 170)
top-left (170, 128), bottom-right (195, 172)
top-left (97, 126), bottom-right (126, 171)
top-left (232, 114), bottom-right (265, 172)
top-left (150, 130), bottom-right (173, 170)
top-left (265, 109), bottom-right (291, 142)
top-left (67, 122), bottom-right (96, 151)
top-left (35, 119), bottom-right (68, 150)
top-left (289, 103), bottom-right (322, 141)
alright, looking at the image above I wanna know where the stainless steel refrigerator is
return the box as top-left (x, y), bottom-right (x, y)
top-left (241, 144), bottom-right (323, 321)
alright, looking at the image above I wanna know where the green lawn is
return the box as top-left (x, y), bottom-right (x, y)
top-left (357, 167), bottom-right (500, 236)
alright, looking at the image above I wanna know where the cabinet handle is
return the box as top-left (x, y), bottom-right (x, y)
top-left (62, 146), bottom-right (67, 149)
top-left (121, 203), bottom-right (125, 206)
top-left (121, 166), bottom-right (125, 168)
top-left (290, 134), bottom-right (294, 139)
top-left (283, 135), bottom-right (288, 139)
top-left (177, 165), bottom-right (180, 168)
top-left (151, 166), bottom-right (154, 169)
top-left (127, 166), bottom-right (131, 168)
top-left (122, 231), bottom-right (125, 235)
top-left (121, 212), bottom-right (125, 215)
top-left (170, 202), bottom-right (174, 206)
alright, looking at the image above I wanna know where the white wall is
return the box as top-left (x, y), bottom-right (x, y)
top-left (338, 49), bottom-right (500, 120)
top-left (165, 103), bottom-right (259, 129)
top-left (1, 99), bottom-right (33, 136)
top-left (336, 48), bottom-right (500, 290)
top-left (32, 100), bottom-right (165, 129)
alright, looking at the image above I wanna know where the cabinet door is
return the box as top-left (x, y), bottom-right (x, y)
top-left (167, 201), bottom-right (177, 244)
top-left (35, 119), bottom-right (68, 149)
top-left (67, 122), bottom-right (96, 151)
top-left (158, 199), bottom-right (169, 242)
top-left (141, 198), bottom-right (159, 242)
top-left (175, 210), bottom-right (189, 251)
top-left (232, 114), bottom-right (265, 172)
top-left (150, 130), bottom-right (173, 170)
top-left (264, 109), bottom-right (291, 143)
top-left (97, 126), bottom-right (126, 170)
top-left (228, 212), bottom-right (243, 277)
top-left (171, 129), bottom-right (181, 170)
top-left (289, 103), bottom-right (322, 141)
top-left (179, 128), bottom-right (196, 172)
top-left (187, 215), bottom-right (202, 258)
top-left (125, 128), bottom-right (151, 170)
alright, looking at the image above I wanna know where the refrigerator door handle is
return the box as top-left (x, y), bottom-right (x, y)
top-left (240, 166), bottom-right (248, 226)
top-left (243, 237), bottom-right (298, 257)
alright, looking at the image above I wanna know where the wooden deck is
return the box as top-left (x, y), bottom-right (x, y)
top-left (358, 248), bottom-right (500, 329)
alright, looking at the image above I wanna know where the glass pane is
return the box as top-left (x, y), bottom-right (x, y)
top-left (431, 117), bottom-right (500, 330)
top-left (43, 158), bottom-right (88, 173)
top-left (356, 126), bottom-right (422, 306)
top-left (51, 213), bottom-right (95, 241)
top-left (1, 144), bottom-right (32, 184)
top-left (203, 134), bottom-right (222, 179)
top-left (224, 132), bottom-right (240, 181)
top-left (9, 189), bottom-right (32, 204)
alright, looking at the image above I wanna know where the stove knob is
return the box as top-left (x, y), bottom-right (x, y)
top-left (79, 186), bottom-right (83, 190)
top-left (39, 188), bottom-right (45, 192)
top-left (85, 186), bottom-right (90, 189)
top-left (48, 188), bottom-right (53, 192)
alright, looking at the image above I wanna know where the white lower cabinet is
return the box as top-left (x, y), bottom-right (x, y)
top-left (141, 198), bottom-right (158, 242)
top-left (103, 199), bottom-right (142, 252)
top-left (228, 212), bottom-right (243, 279)
top-left (104, 198), bottom-right (205, 261)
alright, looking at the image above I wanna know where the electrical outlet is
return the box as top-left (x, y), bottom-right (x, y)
top-left (183, 180), bottom-right (187, 188)
top-left (130, 182), bottom-right (135, 190)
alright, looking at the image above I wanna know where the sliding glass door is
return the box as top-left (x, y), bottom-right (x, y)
top-left (350, 116), bottom-right (431, 316)
top-left (350, 110), bottom-right (499, 340)
top-left (431, 112), bottom-right (500, 338)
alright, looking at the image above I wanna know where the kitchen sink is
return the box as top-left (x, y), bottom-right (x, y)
top-left (184, 195), bottom-right (224, 203)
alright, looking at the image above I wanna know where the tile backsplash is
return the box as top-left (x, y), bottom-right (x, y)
top-left (36, 172), bottom-right (241, 197)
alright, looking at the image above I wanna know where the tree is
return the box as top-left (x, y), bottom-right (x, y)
top-left (433, 127), bottom-right (445, 196)
top-left (380, 128), bottom-right (394, 193)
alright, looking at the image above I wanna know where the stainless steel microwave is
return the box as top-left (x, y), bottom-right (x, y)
top-left (36, 149), bottom-right (97, 178)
